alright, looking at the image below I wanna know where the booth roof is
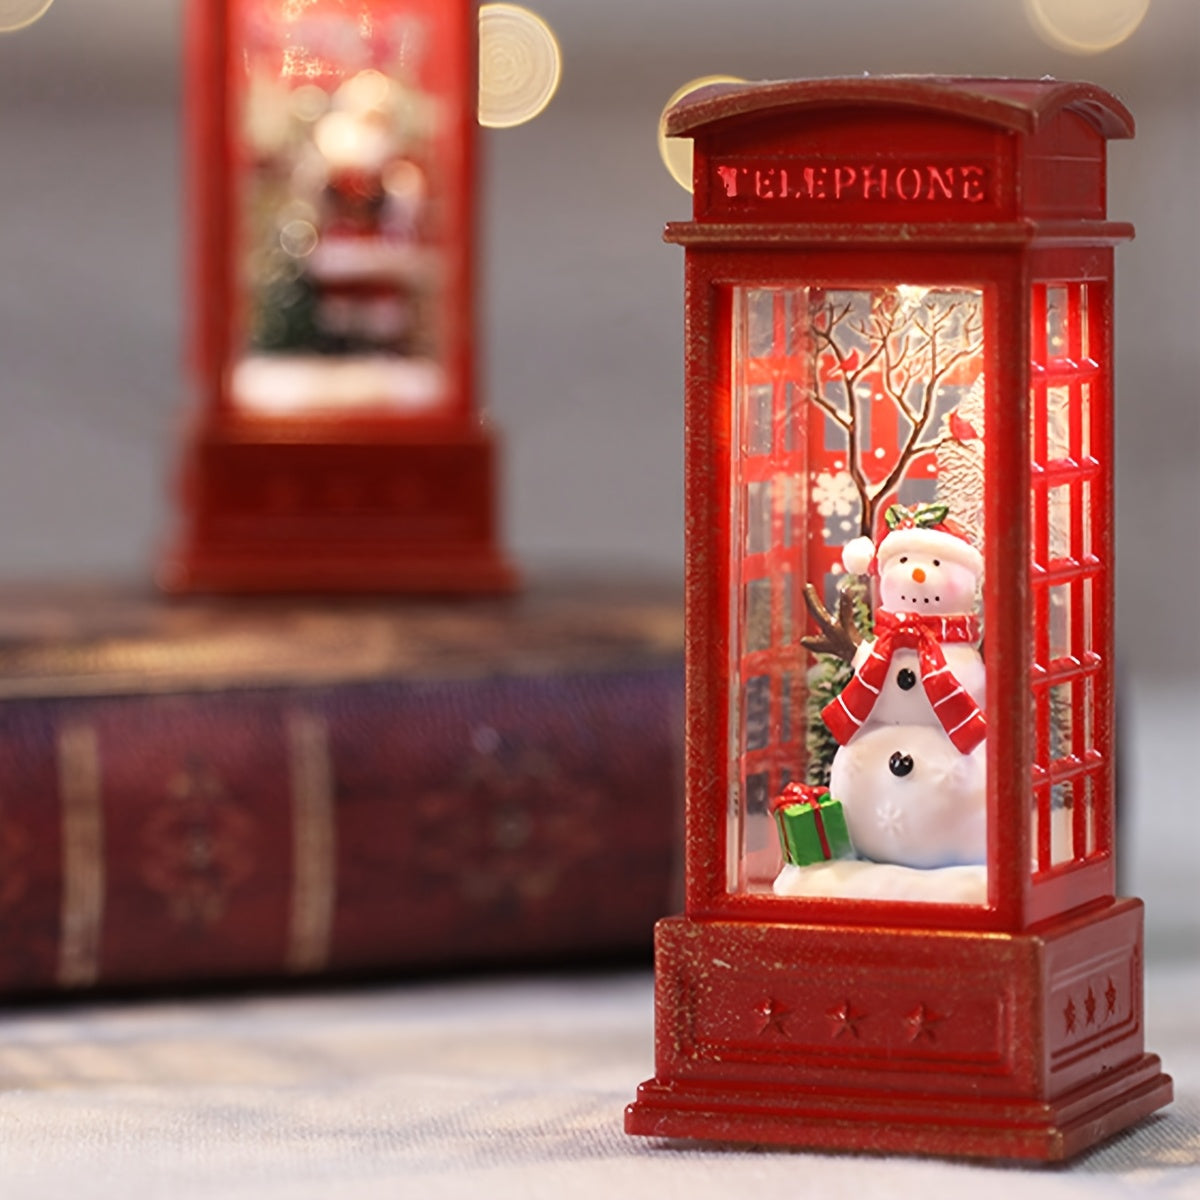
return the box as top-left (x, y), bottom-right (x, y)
top-left (663, 76), bottom-right (1135, 142)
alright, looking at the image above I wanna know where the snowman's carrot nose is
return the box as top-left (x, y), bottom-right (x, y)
top-left (912, 567), bottom-right (927, 583)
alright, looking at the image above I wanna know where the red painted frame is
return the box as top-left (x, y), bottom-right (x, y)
top-left (626, 77), bottom-right (1171, 1160)
top-left (165, 0), bottom-right (515, 594)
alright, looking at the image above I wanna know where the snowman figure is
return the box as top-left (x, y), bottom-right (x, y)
top-left (833, 502), bottom-right (986, 866)
top-left (775, 503), bottom-right (988, 900)
top-left (829, 722), bottom-right (986, 868)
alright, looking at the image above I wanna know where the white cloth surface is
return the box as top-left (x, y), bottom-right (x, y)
top-left (0, 963), bottom-right (1195, 1200)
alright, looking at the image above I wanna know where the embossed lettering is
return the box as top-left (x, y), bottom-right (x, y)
top-left (861, 165), bottom-right (887, 200)
top-left (833, 166), bottom-right (858, 199)
top-left (895, 166), bottom-right (922, 201)
top-left (755, 168), bottom-right (780, 199)
top-left (926, 165), bottom-right (954, 200)
top-left (717, 165), bottom-right (741, 198)
top-left (960, 165), bottom-right (986, 203)
top-left (711, 161), bottom-right (992, 207)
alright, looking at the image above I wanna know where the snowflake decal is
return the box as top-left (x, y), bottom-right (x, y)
top-left (874, 799), bottom-right (907, 839)
top-left (811, 470), bottom-right (857, 517)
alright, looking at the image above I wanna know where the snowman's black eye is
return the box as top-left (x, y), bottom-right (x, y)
top-left (899, 556), bottom-right (908, 563)
top-left (889, 752), bottom-right (914, 777)
top-left (897, 668), bottom-right (917, 691)
top-left (933, 559), bottom-right (940, 566)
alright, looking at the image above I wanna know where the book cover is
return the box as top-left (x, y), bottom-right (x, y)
top-left (0, 580), bottom-right (683, 994)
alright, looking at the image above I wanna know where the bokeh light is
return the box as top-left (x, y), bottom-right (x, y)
top-left (0, 0), bottom-right (55, 33)
top-left (314, 109), bottom-right (392, 170)
top-left (289, 84), bottom-right (330, 123)
top-left (279, 219), bottom-right (319, 259)
top-left (337, 68), bottom-right (392, 115)
top-left (1024, 0), bottom-right (1151, 53)
top-left (658, 76), bottom-right (745, 193)
top-left (478, 3), bottom-right (562, 129)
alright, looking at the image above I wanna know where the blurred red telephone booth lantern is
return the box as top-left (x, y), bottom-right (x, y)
top-left (164, 0), bottom-right (542, 592)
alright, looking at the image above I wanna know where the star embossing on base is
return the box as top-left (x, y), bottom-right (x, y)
top-left (1064, 996), bottom-right (1077, 1035)
top-left (1105, 977), bottom-right (1118, 1017)
top-left (904, 1003), bottom-right (944, 1042)
top-left (755, 997), bottom-right (790, 1037)
top-left (826, 1000), bottom-right (865, 1039)
top-left (1084, 986), bottom-right (1097, 1026)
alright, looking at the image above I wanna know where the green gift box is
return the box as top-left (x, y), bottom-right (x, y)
top-left (770, 783), bottom-right (855, 866)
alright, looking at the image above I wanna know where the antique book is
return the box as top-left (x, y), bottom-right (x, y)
top-left (0, 580), bottom-right (683, 995)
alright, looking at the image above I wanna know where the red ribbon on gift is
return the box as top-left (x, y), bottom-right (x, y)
top-left (769, 782), bottom-right (832, 860)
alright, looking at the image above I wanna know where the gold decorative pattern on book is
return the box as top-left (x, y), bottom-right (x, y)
top-left (56, 724), bottom-right (104, 988)
top-left (286, 712), bottom-right (337, 975)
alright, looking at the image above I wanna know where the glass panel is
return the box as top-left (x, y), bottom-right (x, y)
top-left (1029, 485), bottom-right (1043, 570)
top-left (748, 384), bottom-right (774, 455)
top-left (745, 579), bottom-right (773, 652)
top-left (746, 771), bottom-right (770, 815)
top-left (1047, 385), bottom-right (1072, 461)
top-left (730, 282), bottom-right (988, 904)
top-left (1082, 575), bottom-right (1095, 657)
top-left (744, 676), bottom-right (771, 752)
top-left (780, 474), bottom-right (796, 549)
top-left (233, 0), bottom-right (463, 416)
top-left (1080, 381), bottom-right (1093, 461)
top-left (1033, 782), bottom-right (1051, 872)
top-left (743, 772), bottom-right (780, 887)
top-left (746, 288), bottom-right (778, 358)
top-left (745, 481), bottom-right (771, 554)
top-left (1083, 775), bottom-right (1096, 855)
top-left (1050, 680), bottom-right (1074, 765)
top-left (1048, 484), bottom-right (1071, 561)
top-left (783, 383), bottom-right (800, 452)
top-left (1046, 285), bottom-right (1069, 357)
top-left (1050, 778), bottom-right (1074, 866)
top-left (1049, 582), bottom-right (1072, 661)
top-left (780, 569), bottom-right (795, 645)
top-left (1081, 479), bottom-right (1094, 560)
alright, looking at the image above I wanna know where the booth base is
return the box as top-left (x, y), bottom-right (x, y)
top-left (162, 423), bottom-right (516, 595)
top-left (625, 904), bottom-right (1172, 1161)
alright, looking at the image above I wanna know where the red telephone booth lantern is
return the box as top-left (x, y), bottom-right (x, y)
top-left (164, 0), bottom-right (515, 592)
top-left (626, 78), bottom-right (1172, 1160)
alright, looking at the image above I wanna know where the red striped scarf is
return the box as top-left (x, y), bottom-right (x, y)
top-left (822, 609), bottom-right (986, 754)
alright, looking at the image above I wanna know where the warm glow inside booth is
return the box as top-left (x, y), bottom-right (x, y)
top-left (626, 77), bottom-right (1172, 1160)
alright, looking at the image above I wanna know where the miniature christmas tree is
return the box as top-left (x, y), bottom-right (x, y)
top-left (804, 574), bottom-right (871, 785)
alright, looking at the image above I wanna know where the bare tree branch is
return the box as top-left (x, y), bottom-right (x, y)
top-left (806, 289), bottom-right (983, 540)
top-left (799, 583), bottom-right (861, 663)
top-left (807, 388), bottom-right (852, 431)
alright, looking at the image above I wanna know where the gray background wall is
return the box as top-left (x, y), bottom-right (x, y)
top-left (0, 0), bottom-right (1194, 687)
